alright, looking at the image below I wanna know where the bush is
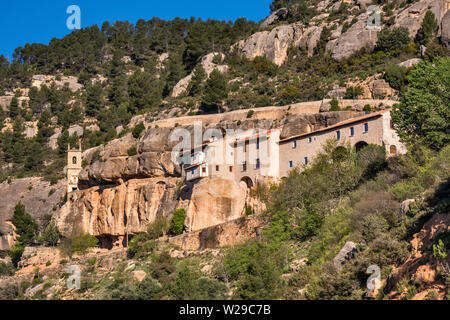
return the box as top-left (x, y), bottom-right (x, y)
top-left (132, 122), bottom-right (145, 139)
top-left (0, 261), bottom-right (15, 276)
top-left (147, 217), bottom-right (169, 239)
top-left (71, 234), bottom-right (99, 254)
top-left (384, 65), bottom-right (407, 91)
top-left (169, 209), bottom-right (186, 235)
top-left (127, 146), bottom-right (137, 156)
top-left (39, 221), bottom-right (61, 246)
top-left (127, 234), bottom-right (156, 259)
top-left (329, 98), bottom-right (340, 111)
top-left (7, 244), bottom-right (24, 268)
top-left (224, 241), bottom-right (285, 300)
top-left (376, 27), bottom-right (410, 52)
top-left (246, 110), bottom-right (254, 118)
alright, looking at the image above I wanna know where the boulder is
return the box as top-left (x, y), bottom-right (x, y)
top-left (132, 270), bottom-right (147, 282)
top-left (333, 241), bottom-right (358, 270)
top-left (398, 58), bottom-right (422, 68)
top-left (400, 199), bottom-right (415, 215)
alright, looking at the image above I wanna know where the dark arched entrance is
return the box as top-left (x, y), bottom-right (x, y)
top-left (240, 176), bottom-right (254, 188)
top-left (355, 141), bottom-right (368, 152)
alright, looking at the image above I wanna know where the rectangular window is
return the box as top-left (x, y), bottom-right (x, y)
top-left (364, 123), bottom-right (369, 132)
top-left (256, 139), bottom-right (260, 150)
top-left (216, 165), bottom-right (219, 171)
top-left (191, 169), bottom-right (195, 175)
top-left (292, 140), bottom-right (297, 149)
top-left (242, 161), bottom-right (247, 172)
top-left (304, 157), bottom-right (308, 165)
top-left (256, 158), bottom-right (260, 169)
top-left (229, 166), bottom-right (233, 172)
top-left (289, 161), bottom-right (293, 168)
top-left (350, 127), bottom-right (354, 136)
top-left (336, 130), bottom-right (341, 140)
top-left (308, 137), bottom-right (312, 143)
top-left (202, 167), bottom-right (206, 174)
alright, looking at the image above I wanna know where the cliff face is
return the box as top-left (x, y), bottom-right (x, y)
top-left (0, 178), bottom-right (65, 253)
top-left (55, 178), bottom-right (180, 248)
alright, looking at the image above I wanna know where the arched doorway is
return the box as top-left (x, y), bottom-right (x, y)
top-left (355, 141), bottom-right (368, 152)
top-left (390, 145), bottom-right (397, 155)
top-left (240, 176), bottom-right (254, 189)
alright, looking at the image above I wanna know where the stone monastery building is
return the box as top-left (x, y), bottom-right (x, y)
top-left (182, 109), bottom-right (406, 187)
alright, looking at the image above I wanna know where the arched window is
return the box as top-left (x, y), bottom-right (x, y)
top-left (390, 145), bottom-right (397, 154)
top-left (72, 156), bottom-right (77, 165)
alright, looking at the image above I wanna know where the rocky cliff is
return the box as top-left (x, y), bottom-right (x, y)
top-left (0, 178), bottom-right (65, 253)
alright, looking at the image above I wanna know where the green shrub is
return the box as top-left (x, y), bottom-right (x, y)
top-left (132, 122), bottom-right (145, 139)
top-left (246, 109), bottom-right (254, 118)
top-left (40, 221), bottom-right (61, 246)
top-left (127, 234), bottom-right (156, 259)
top-left (147, 217), bottom-right (169, 239)
top-left (169, 209), bottom-right (186, 235)
top-left (127, 146), bottom-right (137, 156)
top-left (71, 234), bottom-right (99, 254)
top-left (329, 98), bottom-right (340, 111)
top-left (0, 261), bottom-right (15, 276)
top-left (384, 65), bottom-right (407, 91)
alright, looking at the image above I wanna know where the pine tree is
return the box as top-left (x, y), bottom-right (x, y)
top-left (9, 97), bottom-right (20, 118)
top-left (188, 64), bottom-right (207, 96)
top-left (416, 10), bottom-right (439, 45)
top-left (202, 69), bottom-right (228, 113)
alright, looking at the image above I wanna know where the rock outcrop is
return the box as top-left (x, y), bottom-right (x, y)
top-left (330, 12), bottom-right (379, 61)
top-left (55, 178), bottom-right (180, 248)
top-left (233, 23), bottom-right (303, 66)
top-left (0, 178), bottom-right (66, 252)
top-left (333, 241), bottom-right (359, 270)
top-left (181, 177), bottom-right (249, 232)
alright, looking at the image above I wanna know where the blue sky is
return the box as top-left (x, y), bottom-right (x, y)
top-left (1, 0), bottom-right (273, 60)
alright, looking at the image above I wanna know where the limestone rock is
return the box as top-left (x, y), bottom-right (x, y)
top-left (400, 199), bottom-right (415, 215)
top-left (442, 10), bottom-right (450, 48)
top-left (300, 26), bottom-right (323, 57)
top-left (393, 0), bottom-right (446, 38)
top-left (55, 178), bottom-right (180, 242)
top-left (356, 0), bottom-right (372, 10)
top-left (183, 177), bottom-right (248, 232)
top-left (233, 23), bottom-right (303, 66)
top-left (331, 12), bottom-right (379, 61)
top-left (261, 8), bottom-right (288, 29)
top-left (132, 270), bottom-right (147, 282)
top-left (371, 79), bottom-right (395, 99)
top-left (0, 178), bottom-right (66, 252)
top-left (398, 58), bottom-right (422, 68)
top-left (333, 241), bottom-right (358, 270)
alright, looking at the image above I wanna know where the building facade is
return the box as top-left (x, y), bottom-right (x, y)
top-left (67, 144), bottom-right (82, 193)
top-left (182, 110), bottom-right (405, 184)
